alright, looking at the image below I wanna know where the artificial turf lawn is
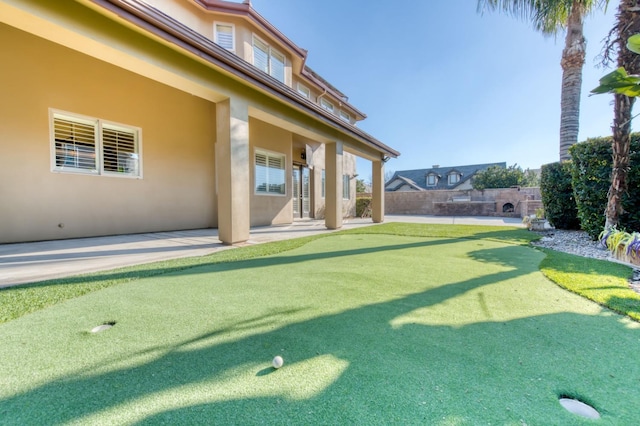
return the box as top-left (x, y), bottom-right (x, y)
top-left (1, 226), bottom-right (640, 424)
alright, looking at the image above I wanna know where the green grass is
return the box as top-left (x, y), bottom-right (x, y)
top-left (539, 248), bottom-right (640, 321)
top-left (0, 236), bottom-right (319, 324)
top-left (1, 223), bottom-right (639, 424)
top-left (0, 224), bottom-right (536, 324)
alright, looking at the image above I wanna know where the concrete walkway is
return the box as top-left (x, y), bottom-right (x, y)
top-left (0, 215), bottom-right (524, 287)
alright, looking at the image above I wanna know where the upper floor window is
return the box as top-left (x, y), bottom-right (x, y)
top-left (51, 110), bottom-right (141, 177)
top-left (427, 174), bottom-right (438, 186)
top-left (320, 98), bottom-right (334, 113)
top-left (253, 36), bottom-right (285, 83)
top-left (297, 83), bottom-right (311, 99)
top-left (448, 173), bottom-right (460, 185)
top-left (214, 23), bottom-right (234, 51)
top-left (339, 111), bottom-right (350, 122)
top-left (255, 149), bottom-right (286, 195)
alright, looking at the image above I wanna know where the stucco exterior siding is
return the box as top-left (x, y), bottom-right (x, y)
top-left (249, 118), bottom-right (293, 226)
top-left (0, 24), bottom-right (217, 243)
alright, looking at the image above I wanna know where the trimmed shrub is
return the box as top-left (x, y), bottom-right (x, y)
top-left (356, 197), bottom-right (372, 218)
top-left (569, 134), bottom-right (640, 239)
top-left (540, 162), bottom-right (580, 230)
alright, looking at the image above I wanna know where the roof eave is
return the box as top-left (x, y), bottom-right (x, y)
top-left (86, 0), bottom-right (399, 158)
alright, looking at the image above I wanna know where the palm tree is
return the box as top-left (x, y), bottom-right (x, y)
top-left (477, 0), bottom-right (609, 161)
top-left (602, 0), bottom-right (640, 230)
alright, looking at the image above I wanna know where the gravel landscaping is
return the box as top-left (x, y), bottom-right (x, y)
top-left (532, 228), bottom-right (640, 290)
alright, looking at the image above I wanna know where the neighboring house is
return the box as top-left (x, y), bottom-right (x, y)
top-left (0, 0), bottom-right (398, 244)
top-left (385, 163), bottom-right (506, 192)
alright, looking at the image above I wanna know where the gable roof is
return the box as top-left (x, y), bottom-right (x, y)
top-left (386, 175), bottom-right (425, 192)
top-left (386, 162), bottom-right (506, 191)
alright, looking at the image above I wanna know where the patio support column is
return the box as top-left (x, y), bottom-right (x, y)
top-left (325, 141), bottom-right (343, 229)
top-left (216, 97), bottom-right (250, 244)
top-left (371, 159), bottom-right (385, 223)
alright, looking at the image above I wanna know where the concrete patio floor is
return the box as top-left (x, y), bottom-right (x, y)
top-left (0, 215), bottom-right (524, 287)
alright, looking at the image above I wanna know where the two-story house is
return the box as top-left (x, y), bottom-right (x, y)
top-left (0, 0), bottom-right (399, 244)
top-left (385, 163), bottom-right (506, 192)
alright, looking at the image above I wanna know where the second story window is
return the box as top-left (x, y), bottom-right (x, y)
top-left (448, 173), bottom-right (460, 185)
top-left (214, 23), bottom-right (234, 51)
top-left (427, 174), bottom-right (437, 186)
top-left (339, 111), bottom-right (350, 122)
top-left (297, 84), bottom-right (311, 99)
top-left (320, 98), bottom-right (334, 113)
top-left (253, 36), bottom-right (285, 83)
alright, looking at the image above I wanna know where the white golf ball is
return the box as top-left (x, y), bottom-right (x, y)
top-left (272, 355), bottom-right (284, 369)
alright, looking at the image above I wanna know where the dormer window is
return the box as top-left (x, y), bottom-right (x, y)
top-left (339, 111), bottom-right (350, 122)
top-left (426, 173), bottom-right (438, 186)
top-left (320, 98), bottom-right (334, 113)
top-left (448, 173), bottom-right (461, 185)
top-left (214, 23), bottom-right (234, 51)
top-left (253, 36), bottom-right (285, 83)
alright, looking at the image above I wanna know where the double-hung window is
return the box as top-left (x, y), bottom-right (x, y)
top-left (253, 36), bottom-right (285, 83)
top-left (214, 23), bottom-right (234, 51)
top-left (51, 110), bottom-right (141, 177)
top-left (255, 149), bottom-right (286, 195)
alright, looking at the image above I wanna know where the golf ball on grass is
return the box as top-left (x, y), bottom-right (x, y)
top-left (272, 356), bottom-right (284, 369)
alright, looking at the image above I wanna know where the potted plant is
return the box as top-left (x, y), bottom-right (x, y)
top-left (523, 208), bottom-right (547, 231)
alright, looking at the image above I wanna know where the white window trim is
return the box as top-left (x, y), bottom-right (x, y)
top-left (320, 98), bottom-right (334, 113)
top-left (50, 109), bottom-right (142, 178)
top-left (339, 110), bottom-right (350, 122)
top-left (252, 35), bottom-right (286, 84)
top-left (447, 173), bottom-right (460, 185)
top-left (297, 83), bottom-right (311, 99)
top-left (427, 173), bottom-right (438, 186)
top-left (254, 148), bottom-right (287, 196)
top-left (214, 22), bottom-right (235, 52)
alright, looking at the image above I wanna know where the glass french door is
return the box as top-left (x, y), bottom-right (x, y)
top-left (292, 166), bottom-right (310, 218)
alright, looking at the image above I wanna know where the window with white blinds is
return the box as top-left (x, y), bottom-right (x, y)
top-left (252, 36), bottom-right (286, 83)
top-left (270, 50), bottom-right (285, 82)
top-left (51, 110), bottom-right (141, 177)
top-left (255, 150), bottom-right (285, 195)
top-left (214, 23), bottom-right (234, 51)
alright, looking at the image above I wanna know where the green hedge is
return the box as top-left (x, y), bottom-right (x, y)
top-left (540, 162), bottom-right (580, 230)
top-left (569, 135), bottom-right (640, 239)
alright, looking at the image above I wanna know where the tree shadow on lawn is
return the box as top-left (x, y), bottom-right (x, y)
top-left (1, 225), bottom-right (532, 291)
top-left (2, 243), bottom-right (640, 424)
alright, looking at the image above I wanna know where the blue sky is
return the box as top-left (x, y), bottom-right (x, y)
top-left (251, 0), bottom-right (620, 178)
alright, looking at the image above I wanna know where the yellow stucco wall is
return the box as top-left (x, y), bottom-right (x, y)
top-left (249, 118), bottom-right (293, 226)
top-left (0, 24), bottom-right (217, 243)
